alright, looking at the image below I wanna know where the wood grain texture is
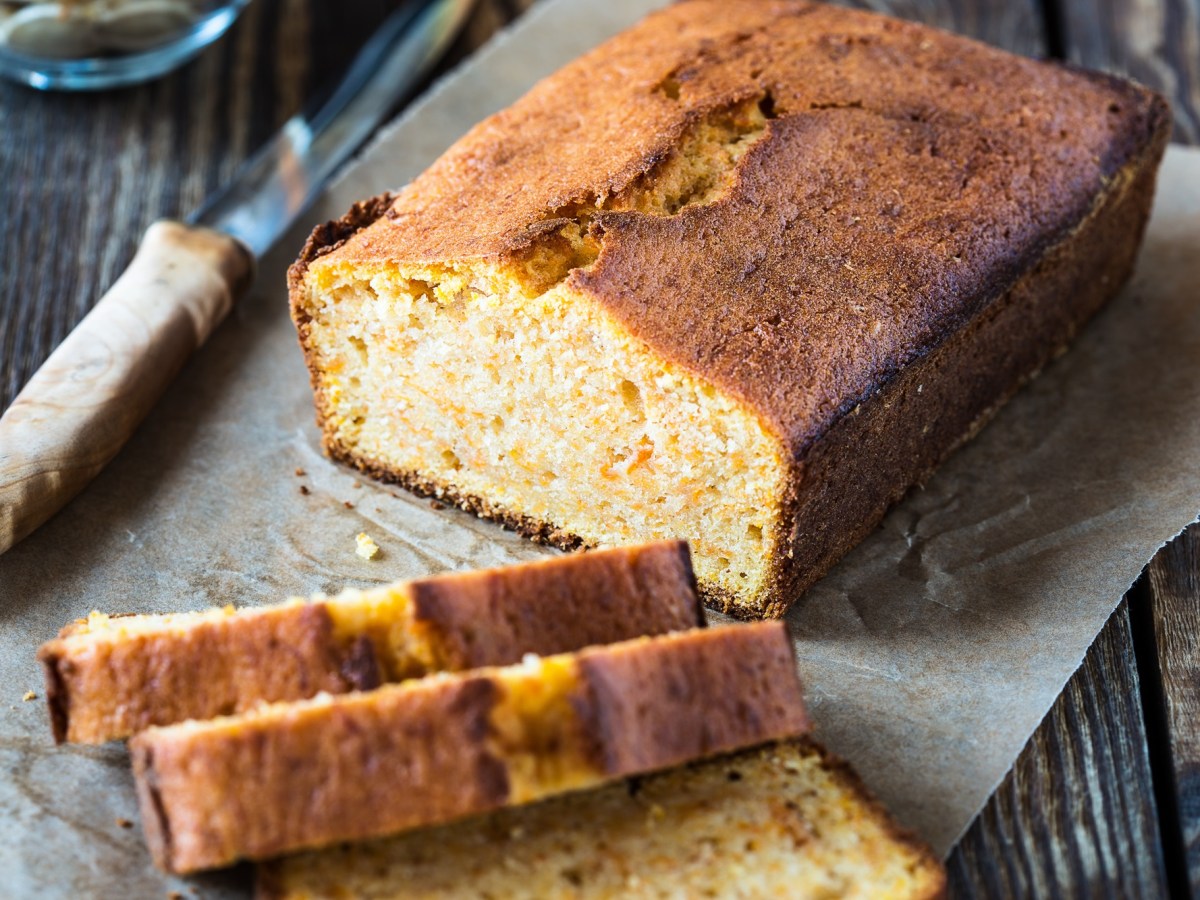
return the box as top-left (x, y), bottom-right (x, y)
top-left (1060, 0), bottom-right (1200, 142)
top-left (1140, 523), bottom-right (1200, 896)
top-left (946, 600), bottom-right (1169, 898)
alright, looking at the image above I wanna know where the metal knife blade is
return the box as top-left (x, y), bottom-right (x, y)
top-left (194, 0), bottom-right (475, 257)
top-left (0, 0), bottom-right (476, 554)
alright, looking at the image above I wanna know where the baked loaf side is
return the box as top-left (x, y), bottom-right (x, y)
top-left (257, 737), bottom-right (945, 900)
top-left (38, 604), bottom-right (377, 746)
top-left (291, 0), bottom-right (1170, 618)
top-left (40, 540), bottom-right (701, 743)
top-left (340, 538), bottom-right (703, 680)
top-left (131, 622), bottom-right (807, 873)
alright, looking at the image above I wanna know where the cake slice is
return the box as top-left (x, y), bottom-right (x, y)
top-left (258, 737), bottom-right (945, 900)
top-left (289, 0), bottom-right (1169, 618)
top-left (131, 621), bottom-right (806, 873)
top-left (39, 540), bottom-right (701, 744)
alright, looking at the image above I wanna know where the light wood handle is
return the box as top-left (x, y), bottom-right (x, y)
top-left (0, 221), bottom-right (253, 554)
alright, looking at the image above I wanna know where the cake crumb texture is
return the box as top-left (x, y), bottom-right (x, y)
top-left (257, 738), bottom-right (945, 900)
top-left (355, 532), bottom-right (380, 559)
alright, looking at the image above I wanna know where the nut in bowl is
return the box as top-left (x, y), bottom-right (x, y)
top-left (0, 0), bottom-right (249, 90)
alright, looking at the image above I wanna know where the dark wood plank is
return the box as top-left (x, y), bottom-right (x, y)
top-left (947, 600), bottom-right (1169, 898)
top-left (1139, 523), bottom-right (1200, 895)
top-left (1059, 0), bottom-right (1200, 142)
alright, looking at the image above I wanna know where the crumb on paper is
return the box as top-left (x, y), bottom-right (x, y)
top-left (356, 533), bottom-right (380, 560)
top-left (430, 500), bottom-right (446, 511)
top-left (21, 691), bottom-right (36, 702)
top-left (352, 480), bottom-right (362, 489)
top-left (168, 892), bottom-right (184, 900)
top-left (343, 500), bottom-right (355, 509)
top-left (115, 817), bottom-right (133, 829)
top-left (294, 467), bottom-right (306, 477)
top-left (299, 485), bottom-right (310, 496)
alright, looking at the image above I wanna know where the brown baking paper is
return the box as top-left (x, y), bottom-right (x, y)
top-left (2, 0), bottom-right (1198, 893)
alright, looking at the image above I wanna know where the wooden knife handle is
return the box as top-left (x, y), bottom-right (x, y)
top-left (0, 221), bottom-right (254, 555)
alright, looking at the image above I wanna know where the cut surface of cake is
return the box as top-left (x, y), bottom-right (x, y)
top-left (257, 737), bottom-right (945, 900)
top-left (39, 541), bottom-right (701, 744)
top-left (290, 0), bottom-right (1170, 617)
top-left (131, 621), bottom-right (808, 873)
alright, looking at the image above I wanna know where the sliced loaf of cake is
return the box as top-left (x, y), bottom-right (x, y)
top-left (290, 0), bottom-right (1169, 618)
top-left (39, 540), bottom-right (700, 743)
top-left (258, 737), bottom-right (945, 899)
top-left (131, 621), bottom-right (807, 873)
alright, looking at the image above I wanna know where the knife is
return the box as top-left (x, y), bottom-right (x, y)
top-left (0, 0), bottom-right (476, 555)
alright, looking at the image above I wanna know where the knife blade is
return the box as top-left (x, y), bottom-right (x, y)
top-left (0, 0), bottom-right (476, 555)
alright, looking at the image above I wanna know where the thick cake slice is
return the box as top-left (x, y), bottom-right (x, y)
top-left (39, 541), bottom-right (700, 744)
top-left (258, 738), bottom-right (945, 900)
top-left (290, 0), bottom-right (1170, 618)
top-left (131, 621), bottom-right (807, 873)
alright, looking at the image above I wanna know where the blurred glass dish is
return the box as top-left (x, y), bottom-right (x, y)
top-left (0, 0), bottom-right (249, 90)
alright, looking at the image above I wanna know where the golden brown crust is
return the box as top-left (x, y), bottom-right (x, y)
top-left (570, 67), bottom-right (1168, 451)
top-left (39, 542), bottom-right (701, 743)
top-left (40, 646), bottom-right (71, 746)
top-left (131, 624), bottom-right (807, 873)
top-left (291, 1), bottom-right (1171, 618)
top-left (757, 122), bottom-right (1170, 616)
top-left (300, 0), bottom-right (1166, 446)
top-left (287, 192), bottom-right (396, 301)
top-left (38, 604), bottom-right (377, 745)
top-left (409, 540), bottom-right (704, 668)
top-left (573, 621), bottom-right (808, 773)
top-left (132, 675), bottom-right (506, 874)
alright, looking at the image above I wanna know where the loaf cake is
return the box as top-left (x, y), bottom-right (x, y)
top-left (289, 0), bottom-right (1171, 618)
top-left (131, 621), bottom-right (807, 873)
top-left (39, 540), bottom-right (700, 744)
top-left (258, 737), bottom-right (945, 899)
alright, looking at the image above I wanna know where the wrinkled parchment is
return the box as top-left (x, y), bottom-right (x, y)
top-left (1, 0), bottom-right (1198, 894)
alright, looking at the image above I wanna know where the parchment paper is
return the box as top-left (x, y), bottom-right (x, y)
top-left (1, 0), bottom-right (1198, 894)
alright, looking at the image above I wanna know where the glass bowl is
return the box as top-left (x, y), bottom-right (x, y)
top-left (0, 1), bottom-right (250, 91)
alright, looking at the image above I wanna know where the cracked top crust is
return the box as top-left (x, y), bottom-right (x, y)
top-left (298, 0), bottom-right (1168, 452)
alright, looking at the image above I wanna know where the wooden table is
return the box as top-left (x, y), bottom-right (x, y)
top-left (1, 0), bottom-right (1197, 895)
